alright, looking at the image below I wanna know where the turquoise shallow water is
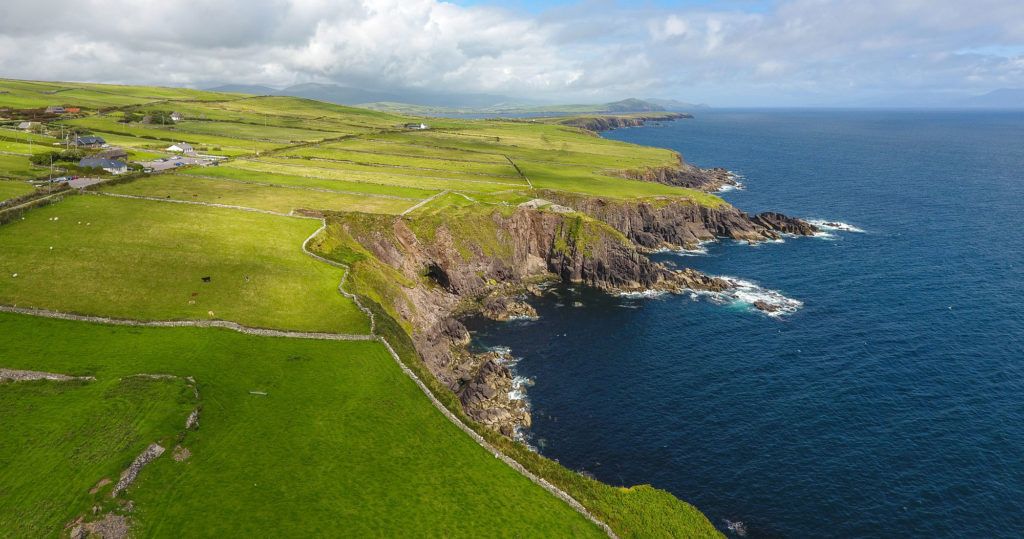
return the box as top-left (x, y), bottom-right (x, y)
top-left (466, 110), bottom-right (1024, 537)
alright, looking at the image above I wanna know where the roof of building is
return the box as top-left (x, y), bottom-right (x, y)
top-left (168, 142), bottom-right (194, 150)
top-left (97, 148), bottom-right (128, 158)
top-left (79, 158), bottom-right (126, 169)
top-left (75, 135), bottom-right (106, 145)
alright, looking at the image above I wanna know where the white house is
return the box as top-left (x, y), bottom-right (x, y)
top-left (166, 142), bottom-right (195, 154)
top-left (403, 122), bottom-right (429, 130)
top-left (78, 157), bottom-right (128, 175)
top-left (18, 121), bottom-right (37, 131)
top-left (169, 111), bottom-right (183, 122)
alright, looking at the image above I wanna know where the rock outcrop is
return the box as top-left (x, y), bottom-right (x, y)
top-left (559, 113), bottom-right (691, 133)
top-left (620, 163), bottom-right (739, 192)
top-left (751, 211), bottom-right (819, 236)
top-left (542, 193), bottom-right (817, 250)
top-left (456, 353), bottom-right (530, 438)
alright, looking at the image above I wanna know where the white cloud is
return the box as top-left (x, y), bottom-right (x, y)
top-left (0, 0), bottom-right (1021, 105)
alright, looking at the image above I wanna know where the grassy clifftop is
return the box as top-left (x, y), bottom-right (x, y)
top-left (0, 78), bottom-right (725, 537)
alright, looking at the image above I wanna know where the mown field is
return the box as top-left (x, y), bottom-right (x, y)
top-left (0, 78), bottom-right (725, 538)
top-left (0, 313), bottom-right (603, 537)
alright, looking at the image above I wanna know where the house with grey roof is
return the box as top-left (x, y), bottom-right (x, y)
top-left (78, 157), bottom-right (127, 175)
top-left (71, 135), bottom-right (107, 148)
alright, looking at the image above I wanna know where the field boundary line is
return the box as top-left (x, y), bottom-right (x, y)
top-left (0, 305), bottom-right (375, 340)
top-left (87, 191), bottom-right (305, 218)
top-left (504, 155), bottom-right (534, 189)
top-left (400, 190), bottom-right (449, 216)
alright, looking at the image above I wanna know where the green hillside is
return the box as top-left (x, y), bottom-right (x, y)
top-left (0, 78), bottom-right (722, 538)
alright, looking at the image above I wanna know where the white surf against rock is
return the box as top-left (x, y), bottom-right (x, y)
top-left (711, 276), bottom-right (804, 317)
top-left (807, 219), bottom-right (866, 235)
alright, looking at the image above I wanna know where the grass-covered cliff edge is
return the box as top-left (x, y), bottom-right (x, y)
top-left (0, 78), bottom-right (816, 537)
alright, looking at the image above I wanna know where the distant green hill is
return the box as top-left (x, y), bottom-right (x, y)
top-left (358, 97), bottom-right (707, 115)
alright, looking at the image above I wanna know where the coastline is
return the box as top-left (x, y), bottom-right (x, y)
top-left (306, 114), bottom-right (825, 537)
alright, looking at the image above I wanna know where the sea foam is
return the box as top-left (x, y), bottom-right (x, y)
top-left (807, 219), bottom-right (866, 233)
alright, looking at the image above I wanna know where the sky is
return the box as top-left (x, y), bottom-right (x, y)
top-left (1, 0), bottom-right (1022, 106)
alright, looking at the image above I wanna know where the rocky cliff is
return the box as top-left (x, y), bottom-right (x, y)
top-left (620, 162), bottom-right (739, 192)
top-left (559, 112), bottom-right (691, 132)
top-left (330, 204), bottom-right (729, 436)
top-left (327, 191), bottom-right (815, 437)
top-left (541, 191), bottom-right (818, 250)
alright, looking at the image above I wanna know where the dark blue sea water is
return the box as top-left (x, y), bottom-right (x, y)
top-left (466, 110), bottom-right (1024, 537)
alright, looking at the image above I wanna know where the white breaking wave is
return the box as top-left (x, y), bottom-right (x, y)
top-left (653, 240), bottom-right (711, 257)
top-left (725, 519), bottom-right (748, 537)
top-left (508, 375), bottom-right (534, 401)
top-left (617, 289), bottom-right (668, 299)
top-left (712, 276), bottom-right (803, 317)
top-left (807, 219), bottom-right (866, 233)
top-left (615, 277), bottom-right (802, 317)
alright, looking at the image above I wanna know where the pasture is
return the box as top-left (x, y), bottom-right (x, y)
top-left (0, 313), bottom-right (602, 537)
top-left (0, 195), bottom-right (370, 334)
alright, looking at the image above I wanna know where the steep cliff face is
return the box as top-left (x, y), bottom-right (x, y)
top-left (329, 191), bottom-right (814, 436)
top-left (541, 192), bottom-right (818, 250)
top-left (332, 205), bottom-right (728, 436)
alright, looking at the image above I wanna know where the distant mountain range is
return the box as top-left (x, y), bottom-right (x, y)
top-left (205, 83), bottom-right (707, 115)
top-left (959, 88), bottom-right (1024, 109)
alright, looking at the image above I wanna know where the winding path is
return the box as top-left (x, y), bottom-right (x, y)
top-left (1, 192), bottom-right (618, 538)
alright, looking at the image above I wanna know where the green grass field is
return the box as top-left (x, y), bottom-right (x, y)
top-left (0, 180), bottom-right (34, 202)
top-left (0, 195), bottom-right (369, 334)
top-left (0, 313), bottom-right (602, 537)
top-left (102, 174), bottom-right (418, 215)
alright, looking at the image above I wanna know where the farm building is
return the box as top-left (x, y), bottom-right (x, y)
top-left (45, 105), bottom-right (65, 114)
top-left (170, 111), bottom-right (183, 122)
top-left (78, 157), bottom-right (127, 175)
top-left (96, 148), bottom-right (128, 160)
top-left (17, 121), bottom-right (38, 131)
top-left (166, 142), bottom-right (195, 154)
top-left (71, 135), bottom-right (106, 148)
top-left (403, 123), bottom-right (429, 130)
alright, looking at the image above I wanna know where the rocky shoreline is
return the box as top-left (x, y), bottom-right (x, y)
top-left (558, 112), bottom-right (692, 132)
top-left (328, 182), bottom-right (817, 436)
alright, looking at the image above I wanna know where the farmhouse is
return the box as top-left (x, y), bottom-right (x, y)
top-left (170, 111), bottom-right (183, 122)
top-left (78, 157), bottom-right (127, 175)
top-left (17, 121), bottom-right (37, 131)
top-left (403, 122), bottom-right (429, 130)
top-left (166, 142), bottom-right (195, 154)
top-left (45, 105), bottom-right (65, 114)
top-left (71, 135), bottom-right (106, 148)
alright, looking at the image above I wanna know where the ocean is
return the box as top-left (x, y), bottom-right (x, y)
top-left (464, 110), bottom-right (1024, 537)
